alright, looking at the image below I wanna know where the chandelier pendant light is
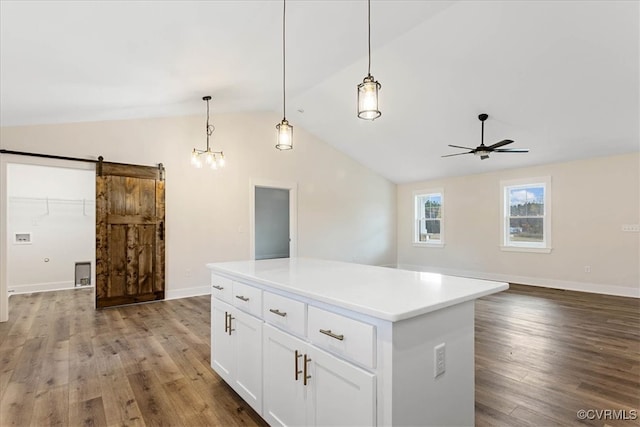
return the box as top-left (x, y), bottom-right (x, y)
top-left (191, 96), bottom-right (225, 169)
top-left (276, 0), bottom-right (293, 150)
top-left (357, 0), bottom-right (381, 120)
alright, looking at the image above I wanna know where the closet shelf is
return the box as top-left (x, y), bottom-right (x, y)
top-left (9, 196), bottom-right (95, 216)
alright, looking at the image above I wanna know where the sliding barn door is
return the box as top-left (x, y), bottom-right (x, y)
top-left (95, 162), bottom-right (165, 308)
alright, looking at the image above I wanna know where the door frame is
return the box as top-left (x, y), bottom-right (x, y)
top-left (0, 154), bottom-right (97, 322)
top-left (249, 179), bottom-right (297, 261)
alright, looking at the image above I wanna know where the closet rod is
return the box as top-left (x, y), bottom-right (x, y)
top-left (0, 149), bottom-right (99, 164)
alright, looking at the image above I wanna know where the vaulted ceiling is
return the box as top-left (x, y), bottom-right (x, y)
top-left (1, 1), bottom-right (638, 183)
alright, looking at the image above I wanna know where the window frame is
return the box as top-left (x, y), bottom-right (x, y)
top-left (413, 188), bottom-right (445, 248)
top-left (500, 176), bottom-right (552, 253)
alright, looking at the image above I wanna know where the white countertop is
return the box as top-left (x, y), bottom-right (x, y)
top-left (207, 258), bottom-right (508, 322)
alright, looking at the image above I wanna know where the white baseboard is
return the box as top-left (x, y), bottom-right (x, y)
top-left (8, 280), bottom-right (88, 295)
top-left (396, 263), bottom-right (640, 298)
top-left (378, 263), bottom-right (398, 269)
top-left (9, 282), bottom-right (211, 301)
top-left (165, 285), bottom-right (211, 300)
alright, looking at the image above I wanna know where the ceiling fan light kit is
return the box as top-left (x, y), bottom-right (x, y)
top-left (442, 113), bottom-right (529, 160)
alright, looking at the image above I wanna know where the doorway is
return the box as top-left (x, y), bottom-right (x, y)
top-left (0, 155), bottom-right (96, 322)
top-left (250, 180), bottom-right (297, 260)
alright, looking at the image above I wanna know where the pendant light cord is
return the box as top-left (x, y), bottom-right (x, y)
top-left (205, 98), bottom-right (214, 150)
top-left (282, 0), bottom-right (287, 120)
top-left (367, 0), bottom-right (371, 76)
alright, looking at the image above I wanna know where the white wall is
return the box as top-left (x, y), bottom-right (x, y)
top-left (7, 164), bottom-right (95, 294)
top-left (397, 153), bottom-right (640, 297)
top-left (0, 111), bottom-right (397, 321)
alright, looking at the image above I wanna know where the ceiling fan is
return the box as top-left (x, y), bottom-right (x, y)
top-left (442, 113), bottom-right (529, 160)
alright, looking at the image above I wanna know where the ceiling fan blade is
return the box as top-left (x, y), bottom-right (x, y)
top-left (448, 144), bottom-right (475, 150)
top-left (487, 139), bottom-right (513, 149)
top-left (494, 148), bottom-right (529, 153)
top-left (441, 152), bottom-right (471, 158)
top-left (480, 155), bottom-right (490, 160)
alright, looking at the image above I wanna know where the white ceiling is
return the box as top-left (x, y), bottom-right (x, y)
top-left (1, 0), bottom-right (638, 183)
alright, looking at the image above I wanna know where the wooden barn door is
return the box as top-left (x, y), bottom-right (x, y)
top-left (95, 162), bottom-right (165, 308)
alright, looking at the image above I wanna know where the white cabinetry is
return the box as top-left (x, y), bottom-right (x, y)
top-left (211, 297), bottom-right (263, 414)
top-left (263, 324), bottom-right (375, 427)
top-left (209, 259), bottom-right (507, 426)
top-left (262, 323), bottom-right (307, 426)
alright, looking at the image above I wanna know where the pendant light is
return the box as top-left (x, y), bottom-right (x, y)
top-left (275, 0), bottom-right (293, 150)
top-left (357, 0), bottom-right (381, 120)
top-left (191, 96), bottom-right (225, 169)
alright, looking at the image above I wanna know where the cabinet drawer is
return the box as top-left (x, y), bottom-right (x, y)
top-left (263, 292), bottom-right (306, 337)
top-left (211, 274), bottom-right (233, 303)
top-left (232, 281), bottom-right (262, 317)
top-left (307, 306), bottom-right (376, 369)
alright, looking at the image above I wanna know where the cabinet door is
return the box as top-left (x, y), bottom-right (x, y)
top-left (211, 298), bottom-right (235, 384)
top-left (233, 309), bottom-right (263, 414)
top-left (263, 324), bottom-right (307, 427)
top-left (306, 345), bottom-right (376, 427)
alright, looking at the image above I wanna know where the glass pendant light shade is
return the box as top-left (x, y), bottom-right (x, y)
top-left (357, 0), bottom-right (381, 120)
top-left (218, 153), bottom-right (226, 167)
top-left (276, 118), bottom-right (293, 150)
top-left (205, 150), bottom-right (214, 165)
top-left (275, 0), bottom-right (293, 151)
top-left (357, 74), bottom-right (381, 120)
top-left (191, 149), bottom-right (199, 166)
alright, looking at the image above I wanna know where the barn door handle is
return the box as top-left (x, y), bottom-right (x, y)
top-left (159, 221), bottom-right (164, 241)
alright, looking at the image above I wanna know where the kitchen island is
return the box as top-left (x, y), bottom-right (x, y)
top-left (207, 258), bottom-right (508, 426)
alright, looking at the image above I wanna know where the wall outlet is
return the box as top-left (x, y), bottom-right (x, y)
top-left (622, 224), bottom-right (640, 232)
top-left (584, 265), bottom-right (591, 273)
top-left (434, 343), bottom-right (446, 378)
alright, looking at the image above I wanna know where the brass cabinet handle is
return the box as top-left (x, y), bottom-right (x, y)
top-left (235, 295), bottom-right (250, 302)
top-left (294, 350), bottom-right (303, 381)
top-left (212, 285), bottom-right (224, 290)
top-left (319, 329), bottom-right (344, 341)
top-left (269, 308), bottom-right (287, 317)
top-left (303, 354), bottom-right (312, 386)
top-left (224, 311), bottom-right (229, 333)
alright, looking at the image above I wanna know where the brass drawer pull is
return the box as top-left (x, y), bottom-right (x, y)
top-left (294, 350), bottom-right (302, 381)
top-left (235, 295), bottom-right (249, 302)
top-left (319, 329), bottom-right (344, 341)
top-left (212, 285), bottom-right (224, 290)
top-left (269, 308), bottom-right (287, 317)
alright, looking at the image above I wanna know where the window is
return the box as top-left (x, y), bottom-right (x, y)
top-left (414, 189), bottom-right (444, 247)
top-left (501, 177), bottom-right (551, 253)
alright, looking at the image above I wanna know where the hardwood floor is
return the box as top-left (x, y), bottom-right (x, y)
top-left (475, 285), bottom-right (639, 427)
top-left (0, 284), bottom-right (638, 426)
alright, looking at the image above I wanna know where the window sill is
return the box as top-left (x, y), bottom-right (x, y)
top-left (413, 242), bottom-right (445, 248)
top-left (500, 246), bottom-right (552, 254)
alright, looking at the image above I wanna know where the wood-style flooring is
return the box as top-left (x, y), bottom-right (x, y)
top-left (0, 284), bottom-right (638, 426)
